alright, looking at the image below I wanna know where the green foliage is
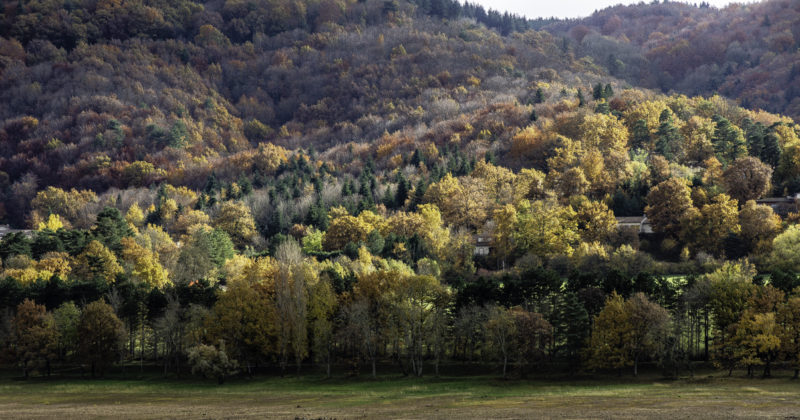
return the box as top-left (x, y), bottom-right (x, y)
top-left (187, 340), bottom-right (239, 384)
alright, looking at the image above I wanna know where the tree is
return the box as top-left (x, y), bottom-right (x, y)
top-left (735, 310), bottom-right (780, 377)
top-left (175, 228), bottom-right (235, 285)
top-left (722, 157), bottom-right (772, 204)
top-left (322, 215), bottom-right (371, 251)
top-left (30, 186), bottom-right (97, 229)
top-left (769, 225), bottom-right (800, 273)
top-left (554, 292), bottom-right (589, 366)
top-left (778, 296), bottom-right (800, 378)
top-left (706, 261), bottom-right (757, 375)
top-left (274, 241), bottom-right (311, 375)
top-left (630, 119), bottom-right (651, 151)
top-left (738, 200), bottom-right (780, 253)
top-left (511, 308), bottom-right (552, 377)
top-left (681, 194), bottom-right (740, 256)
top-left (575, 199), bottom-right (618, 243)
top-left (308, 277), bottom-right (337, 378)
top-left (645, 178), bottom-right (693, 238)
top-left (349, 271), bottom-right (395, 377)
top-left (205, 281), bottom-right (276, 373)
top-left (213, 201), bottom-right (257, 248)
top-left (492, 204), bottom-right (518, 268)
top-left (73, 240), bottom-right (123, 285)
top-left (120, 237), bottom-right (170, 289)
top-left (390, 273), bottom-right (449, 377)
top-left (625, 293), bottom-right (671, 377)
top-left (77, 300), bottom-right (125, 378)
top-left (712, 115), bottom-right (747, 164)
top-left (514, 199), bottom-right (579, 258)
top-left (53, 301), bottom-right (81, 361)
top-left (92, 207), bottom-right (134, 254)
top-left (655, 109), bottom-right (682, 160)
top-left (187, 340), bottom-right (239, 384)
top-left (485, 305), bottom-right (515, 378)
top-left (586, 292), bottom-right (631, 374)
top-left (586, 292), bottom-right (670, 376)
top-left (423, 173), bottom-right (488, 228)
top-left (13, 299), bottom-right (58, 378)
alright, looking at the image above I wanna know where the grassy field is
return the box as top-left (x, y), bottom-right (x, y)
top-left (2, 370), bottom-right (800, 419)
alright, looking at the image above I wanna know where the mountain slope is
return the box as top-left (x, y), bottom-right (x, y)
top-left (545, 0), bottom-right (800, 118)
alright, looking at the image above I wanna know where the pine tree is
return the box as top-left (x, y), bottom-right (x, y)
top-left (631, 119), bottom-right (651, 150)
top-left (746, 122), bottom-right (766, 158)
top-left (204, 172), bottom-right (220, 194)
top-left (576, 88), bottom-right (585, 107)
top-left (592, 83), bottom-right (604, 100)
top-left (534, 88), bottom-right (545, 104)
top-left (712, 115), bottom-right (747, 164)
top-left (556, 292), bottom-right (590, 366)
top-left (762, 132), bottom-right (781, 167)
top-left (395, 173), bottom-right (409, 208)
top-left (656, 109), bottom-right (681, 160)
top-left (603, 83), bottom-right (614, 98)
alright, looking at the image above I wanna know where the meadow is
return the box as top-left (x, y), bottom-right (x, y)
top-left (2, 370), bottom-right (800, 419)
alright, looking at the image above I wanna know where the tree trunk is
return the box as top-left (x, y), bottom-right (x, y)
top-left (634, 355), bottom-right (639, 377)
top-left (704, 310), bottom-right (710, 361)
top-left (794, 368), bottom-right (799, 379)
top-left (763, 361), bottom-right (771, 378)
top-left (502, 354), bottom-right (507, 378)
top-left (91, 361), bottom-right (96, 378)
top-left (371, 357), bottom-right (376, 378)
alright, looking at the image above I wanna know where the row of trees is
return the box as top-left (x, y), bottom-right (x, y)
top-left (10, 254), bottom-right (800, 382)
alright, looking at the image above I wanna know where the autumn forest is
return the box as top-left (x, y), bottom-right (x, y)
top-left (1, 0), bottom-right (800, 386)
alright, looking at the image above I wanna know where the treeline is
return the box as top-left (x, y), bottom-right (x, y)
top-left (6, 238), bottom-right (800, 382)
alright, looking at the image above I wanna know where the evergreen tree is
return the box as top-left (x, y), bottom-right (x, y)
top-left (592, 83), bottom-right (604, 100)
top-left (555, 292), bottom-right (590, 366)
top-left (410, 148), bottom-right (424, 167)
top-left (603, 83), bottom-right (614, 98)
top-left (534, 88), bottom-right (545, 104)
top-left (395, 173), bottom-right (409, 208)
top-left (576, 88), bottom-right (585, 107)
top-left (712, 115), bottom-right (747, 164)
top-left (746, 122), bottom-right (766, 158)
top-left (93, 207), bottom-right (133, 254)
top-left (204, 172), bottom-right (220, 195)
top-left (762, 131), bottom-right (781, 167)
top-left (656, 109), bottom-right (681, 160)
top-left (631, 119), bottom-right (651, 150)
top-left (410, 179), bottom-right (427, 211)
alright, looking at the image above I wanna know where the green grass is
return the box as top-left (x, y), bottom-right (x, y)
top-left (2, 371), bottom-right (800, 418)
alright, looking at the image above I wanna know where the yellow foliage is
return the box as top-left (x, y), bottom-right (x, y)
top-left (35, 252), bottom-right (72, 279)
top-left (120, 237), bottom-right (171, 289)
top-left (125, 203), bottom-right (145, 228)
top-left (37, 214), bottom-right (64, 231)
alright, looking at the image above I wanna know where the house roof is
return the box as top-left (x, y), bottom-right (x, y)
top-left (616, 216), bottom-right (645, 224)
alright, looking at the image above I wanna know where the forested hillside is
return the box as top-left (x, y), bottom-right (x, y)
top-left (547, 0), bottom-right (800, 118)
top-left (2, 0), bottom-right (800, 381)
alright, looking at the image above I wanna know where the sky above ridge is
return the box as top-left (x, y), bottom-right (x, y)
top-left (466, 0), bottom-right (759, 19)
